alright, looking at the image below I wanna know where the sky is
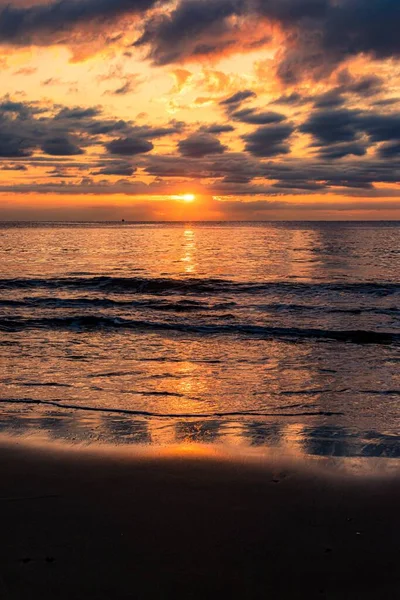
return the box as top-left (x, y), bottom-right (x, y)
top-left (0, 0), bottom-right (399, 220)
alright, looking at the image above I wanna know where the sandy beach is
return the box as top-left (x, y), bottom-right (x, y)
top-left (0, 439), bottom-right (399, 599)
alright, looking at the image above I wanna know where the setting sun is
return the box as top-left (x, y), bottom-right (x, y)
top-left (172, 194), bottom-right (196, 203)
top-left (181, 194), bottom-right (195, 203)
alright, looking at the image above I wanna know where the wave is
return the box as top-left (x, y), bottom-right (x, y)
top-left (0, 398), bottom-right (345, 418)
top-left (0, 296), bottom-right (235, 312)
top-left (1, 296), bottom-right (399, 318)
top-left (257, 303), bottom-right (400, 316)
top-left (0, 276), bottom-right (399, 296)
top-left (0, 315), bottom-right (397, 344)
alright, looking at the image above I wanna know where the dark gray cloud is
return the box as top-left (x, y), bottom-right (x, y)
top-left (134, 0), bottom-right (400, 81)
top-left (47, 167), bottom-right (76, 179)
top-left (313, 90), bottom-right (345, 109)
top-left (0, 0), bottom-right (160, 45)
top-left (143, 148), bottom-right (400, 195)
top-left (1, 95), bottom-right (399, 199)
top-left (263, 0), bottom-right (400, 82)
top-left (134, 0), bottom-right (247, 64)
top-left (219, 89), bottom-right (256, 106)
top-left (379, 141), bottom-right (400, 159)
top-left (0, 97), bottom-right (182, 160)
top-left (373, 98), bottom-right (400, 108)
top-left (0, 131), bottom-right (35, 157)
top-left (105, 136), bottom-right (154, 156)
top-left (91, 161), bottom-right (137, 176)
top-left (300, 108), bottom-right (361, 145)
top-left (0, 97), bottom-right (188, 163)
top-left (143, 152), bottom-right (267, 180)
top-left (41, 136), bottom-right (84, 156)
top-left (0, 0), bottom-right (396, 97)
top-left (338, 73), bottom-right (384, 97)
top-left (232, 108), bottom-right (286, 125)
top-left (242, 123), bottom-right (294, 157)
top-left (271, 92), bottom-right (305, 106)
top-left (300, 107), bottom-right (400, 158)
top-left (55, 106), bottom-right (102, 120)
top-left (130, 121), bottom-right (186, 139)
top-left (178, 132), bottom-right (227, 158)
top-left (201, 124), bottom-right (235, 134)
top-left (317, 142), bottom-right (367, 160)
top-left (0, 162), bottom-right (27, 171)
top-left (270, 73), bottom-right (386, 111)
top-left (358, 114), bottom-right (400, 142)
top-left (0, 98), bottom-right (36, 117)
top-left (312, 74), bottom-right (385, 108)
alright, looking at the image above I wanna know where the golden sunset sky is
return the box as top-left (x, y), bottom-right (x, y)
top-left (0, 0), bottom-right (399, 220)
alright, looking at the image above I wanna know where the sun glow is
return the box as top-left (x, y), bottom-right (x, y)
top-left (172, 193), bottom-right (196, 203)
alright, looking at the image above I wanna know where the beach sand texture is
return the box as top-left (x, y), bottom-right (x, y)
top-left (0, 440), bottom-right (399, 599)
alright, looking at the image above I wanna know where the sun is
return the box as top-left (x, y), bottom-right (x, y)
top-left (181, 194), bottom-right (195, 203)
top-left (172, 193), bottom-right (196, 203)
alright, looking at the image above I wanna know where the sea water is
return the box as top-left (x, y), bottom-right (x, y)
top-left (0, 221), bottom-right (399, 457)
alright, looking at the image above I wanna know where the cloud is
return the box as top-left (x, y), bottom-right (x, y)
top-left (311, 73), bottom-right (385, 108)
top-left (0, 162), bottom-right (27, 171)
top-left (378, 141), bottom-right (400, 159)
top-left (105, 136), bottom-right (154, 156)
top-left (0, 0), bottom-right (160, 46)
top-left (0, 0), bottom-right (397, 94)
top-left (102, 72), bottom-right (142, 96)
top-left (201, 124), bottom-right (235, 134)
top-left (219, 89), bottom-right (256, 106)
top-left (317, 142), bottom-right (367, 160)
top-left (300, 108), bottom-right (361, 145)
top-left (91, 161), bottom-right (137, 176)
top-left (134, 0), bottom-right (250, 65)
top-left (144, 152), bottom-right (266, 180)
top-left (358, 113), bottom-right (400, 142)
top-left (41, 136), bottom-right (84, 156)
top-left (242, 123), bottom-right (294, 157)
top-left (313, 89), bottom-right (345, 109)
top-left (107, 81), bottom-right (134, 96)
top-left (300, 107), bottom-right (400, 158)
top-left (143, 148), bottom-right (400, 195)
top-left (1, 94), bottom-right (399, 203)
top-left (55, 107), bottom-right (101, 120)
top-left (231, 108), bottom-right (286, 125)
top-left (0, 131), bottom-right (34, 157)
top-left (129, 121), bottom-right (186, 139)
top-left (0, 96), bottom-right (182, 162)
top-left (271, 92), bottom-right (306, 106)
top-left (134, 0), bottom-right (400, 82)
top-left (337, 72), bottom-right (384, 97)
top-left (178, 132), bottom-right (227, 158)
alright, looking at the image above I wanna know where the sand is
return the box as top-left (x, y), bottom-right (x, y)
top-left (0, 439), bottom-right (399, 599)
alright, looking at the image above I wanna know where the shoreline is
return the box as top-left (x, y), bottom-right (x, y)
top-left (1, 438), bottom-right (400, 599)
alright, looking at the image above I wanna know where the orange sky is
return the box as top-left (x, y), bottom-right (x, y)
top-left (0, 0), bottom-right (399, 220)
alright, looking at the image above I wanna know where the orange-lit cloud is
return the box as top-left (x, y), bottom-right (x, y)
top-left (0, 0), bottom-right (398, 220)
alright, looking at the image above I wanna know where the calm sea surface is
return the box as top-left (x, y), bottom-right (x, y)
top-left (1, 221), bottom-right (399, 457)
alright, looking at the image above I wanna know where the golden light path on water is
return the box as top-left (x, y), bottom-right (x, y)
top-left (0, 222), bottom-right (399, 464)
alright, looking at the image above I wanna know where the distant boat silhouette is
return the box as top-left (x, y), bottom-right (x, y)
top-left (121, 219), bottom-right (125, 223)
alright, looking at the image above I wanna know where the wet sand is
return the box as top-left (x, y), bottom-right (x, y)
top-left (0, 439), bottom-right (399, 599)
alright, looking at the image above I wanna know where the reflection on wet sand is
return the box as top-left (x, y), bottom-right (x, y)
top-left (1, 407), bottom-right (399, 459)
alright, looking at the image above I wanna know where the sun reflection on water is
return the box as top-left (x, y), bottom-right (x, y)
top-left (181, 229), bottom-right (197, 274)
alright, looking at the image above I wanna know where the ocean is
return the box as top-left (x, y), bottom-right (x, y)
top-left (1, 221), bottom-right (399, 457)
